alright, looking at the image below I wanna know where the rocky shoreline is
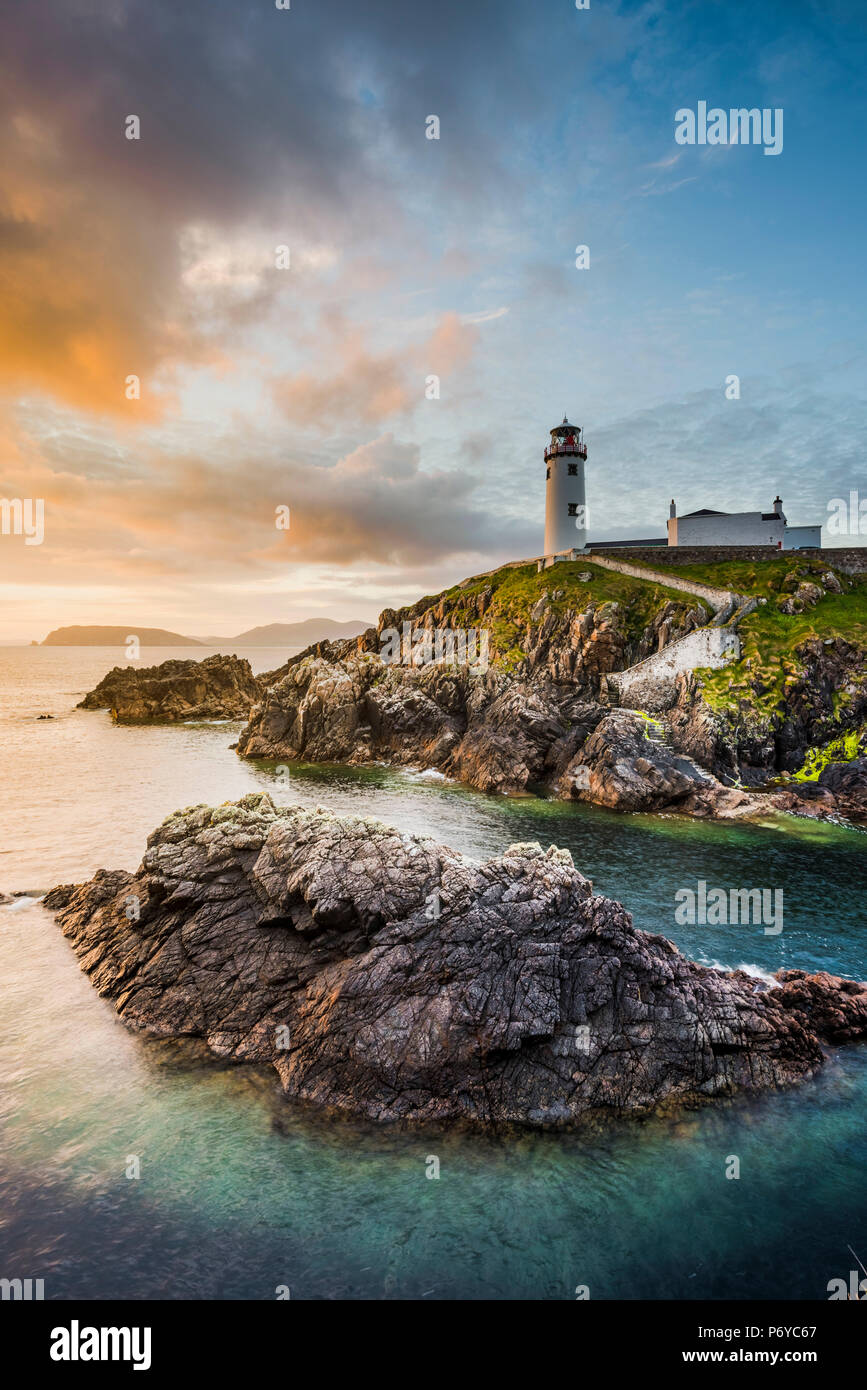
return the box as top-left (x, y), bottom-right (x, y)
top-left (235, 640), bottom-right (866, 823)
top-left (47, 794), bottom-right (867, 1128)
top-left (75, 558), bottom-right (867, 825)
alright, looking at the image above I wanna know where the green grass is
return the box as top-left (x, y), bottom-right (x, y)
top-left (403, 561), bottom-right (711, 670)
top-left (626, 554), bottom-right (849, 598)
top-left (698, 580), bottom-right (867, 714)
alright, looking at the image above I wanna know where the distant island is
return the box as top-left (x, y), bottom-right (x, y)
top-left (41, 625), bottom-right (203, 647)
top-left (38, 618), bottom-right (372, 647)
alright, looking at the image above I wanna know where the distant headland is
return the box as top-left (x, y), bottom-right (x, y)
top-left (37, 619), bottom-right (372, 647)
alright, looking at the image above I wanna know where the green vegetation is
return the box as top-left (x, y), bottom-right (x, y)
top-left (633, 711), bottom-right (666, 736)
top-left (388, 555), bottom-right (867, 752)
top-left (410, 562), bottom-right (711, 671)
top-left (693, 566), bottom-right (867, 719)
top-left (620, 554), bottom-right (847, 598)
top-left (792, 732), bottom-right (862, 782)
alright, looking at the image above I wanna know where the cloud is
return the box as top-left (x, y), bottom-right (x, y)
top-left (0, 399), bottom-right (536, 593)
top-left (461, 306), bottom-right (509, 325)
top-left (0, 0), bottom-right (553, 415)
top-left (2, 0), bottom-right (865, 641)
top-left (635, 176), bottom-right (697, 198)
top-left (270, 312), bottom-right (478, 429)
top-left (645, 152), bottom-right (683, 171)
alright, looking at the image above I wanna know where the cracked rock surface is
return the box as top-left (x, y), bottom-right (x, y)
top-left (50, 793), bottom-right (867, 1127)
top-left (77, 654), bottom-right (272, 723)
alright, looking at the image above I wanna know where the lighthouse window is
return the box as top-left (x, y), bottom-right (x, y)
top-left (568, 464), bottom-right (578, 476)
top-left (568, 503), bottom-right (579, 516)
top-left (546, 467), bottom-right (550, 479)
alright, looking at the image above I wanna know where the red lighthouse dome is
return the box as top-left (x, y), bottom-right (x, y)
top-left (545, 416), bottom-right (587, 462)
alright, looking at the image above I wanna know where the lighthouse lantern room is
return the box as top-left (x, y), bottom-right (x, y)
top-left (544, 416), bottom-right (587, 555)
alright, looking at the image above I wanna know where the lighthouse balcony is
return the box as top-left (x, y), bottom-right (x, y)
top-left (544, 442), bottom-right (587, 462)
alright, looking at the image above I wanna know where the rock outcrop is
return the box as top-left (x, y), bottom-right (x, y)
top-left (232, 562), bottom-right (867, 821)
top-left (238, 652), bottom-right (612, 796)
top-left (78, 654), bottom-right (274, 723)
top-left (670, 638), bottom-right (867, 787)
top-left (238, 651), bottom-right (769, 814)
top-left (771, 759), bottom-right (867, 824)
top-left (557, 710), bottom-right (720, 812)
top-left (51, 794), bottom-right (867, 1128)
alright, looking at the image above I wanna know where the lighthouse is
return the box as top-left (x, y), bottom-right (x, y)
top-left (544, 416), bottom-right (587, 555)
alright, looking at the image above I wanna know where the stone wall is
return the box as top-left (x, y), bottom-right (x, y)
top-left (592, 545), bottom-right (867, 573)
top-left (585, 553), bottom-right (736, 613)
top-left (607, 627), bottom-right (741, 713)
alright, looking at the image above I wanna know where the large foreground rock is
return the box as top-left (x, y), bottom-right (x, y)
top-left (51, 794), bottom-right (867, 1127)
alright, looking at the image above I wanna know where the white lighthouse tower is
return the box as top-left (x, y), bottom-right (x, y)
top-left (544, 415), bottom-right (587, 555)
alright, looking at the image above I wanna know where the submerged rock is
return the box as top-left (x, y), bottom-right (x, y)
top-left (78, 654), bottom-right (269, 723)
top-left (51, 794), bottom-right (867, 1128)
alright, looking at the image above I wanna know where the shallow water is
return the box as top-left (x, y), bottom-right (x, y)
top-left (1, 647), bottom-right (865, 1299)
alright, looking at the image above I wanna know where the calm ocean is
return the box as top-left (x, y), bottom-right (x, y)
top-left (1, 646), bottom-right (865, 1299)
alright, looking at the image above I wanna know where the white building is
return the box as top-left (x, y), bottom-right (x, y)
top-left (544, 416), bottom-right (587, 555)
top-left (667, 496), bottom-right (821, 551)
top-left (539, 415), bottom-right (822, 557)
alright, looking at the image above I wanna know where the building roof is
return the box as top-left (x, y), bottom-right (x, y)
top-left (681, 507), bottom-right (785, 521)
top-left (550, 416), bottom-right (580, 437)
top-left (588, 538), bottom-right (668, 549)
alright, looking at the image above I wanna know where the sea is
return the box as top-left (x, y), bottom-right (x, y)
top-left (0, 645), bottom-right (865, 1299)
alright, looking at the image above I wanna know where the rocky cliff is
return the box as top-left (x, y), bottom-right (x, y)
top-left (672, 636), bottom-right (867, 780)
top-left (235, 558), bottom-right (867, 822)
top-left (75, 556), bottom-right (867, 821)
top-left (48, 795), bottom-right (867, 1128)
top-left (236, 562), bottom-right (723, 805)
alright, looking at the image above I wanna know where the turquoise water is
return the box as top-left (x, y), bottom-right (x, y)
top-left (0, 647), bottom-right (865, 1299)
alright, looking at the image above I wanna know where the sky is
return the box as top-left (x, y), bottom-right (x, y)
top-left (1, 0), bottom-right (866, 641)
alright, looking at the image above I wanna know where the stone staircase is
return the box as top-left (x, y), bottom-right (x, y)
top-left (602, 624), bottom-right (741, 712)
top-left (587, 555), bottom-right (756, 712)
top-left (638, 713), bottom-right (672, 748)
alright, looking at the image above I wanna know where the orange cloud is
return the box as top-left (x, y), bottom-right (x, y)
top-left (271, 312), bottom-right (478, 429)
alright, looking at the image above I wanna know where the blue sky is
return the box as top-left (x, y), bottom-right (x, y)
top-left (1, 0), bottom-right (865, 638)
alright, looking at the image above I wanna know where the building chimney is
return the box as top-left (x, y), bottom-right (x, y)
top-left (774, 494), bottom-right (783, 515)
top-left (669, 498), bottom-right (676, 518)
